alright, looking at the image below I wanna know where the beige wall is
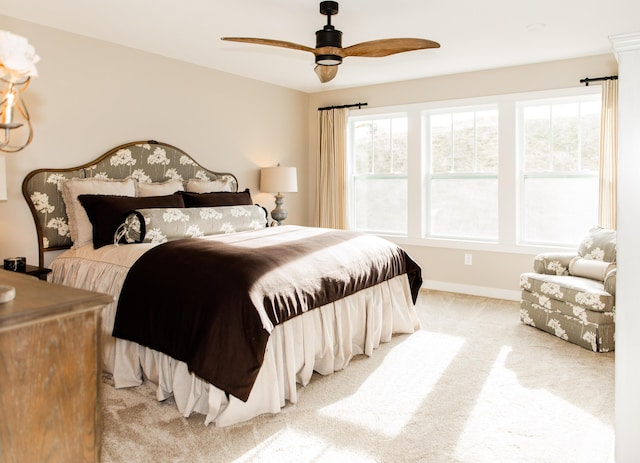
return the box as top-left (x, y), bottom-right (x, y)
top-left (0, 15), bottom-right (620, 299)
top-left (308, 54), bottom-right (619, 299)
top-left (0, 16), bottom-right (309, 266)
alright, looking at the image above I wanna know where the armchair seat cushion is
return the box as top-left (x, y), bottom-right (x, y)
top-left (520, 272), bottom-right (615, 313)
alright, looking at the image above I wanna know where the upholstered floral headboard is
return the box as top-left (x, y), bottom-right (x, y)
top-left (22, 140), bottom-right (238, 266)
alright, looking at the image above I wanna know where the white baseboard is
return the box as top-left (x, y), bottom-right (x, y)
top-left (423, 280), bottom-right (520, 302)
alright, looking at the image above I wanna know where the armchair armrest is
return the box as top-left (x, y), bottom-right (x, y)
top-left (532, 252), bottom-right (579, 276)
top-left (604, 268), bottom-right (616, 296)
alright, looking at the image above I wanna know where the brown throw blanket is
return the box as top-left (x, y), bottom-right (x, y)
top-left (113, 226), bottom-right (422, 401)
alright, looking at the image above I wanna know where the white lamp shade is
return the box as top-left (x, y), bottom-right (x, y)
top-left (0, 155), bottom-right (7, 201)
top-left (260, 166), bottom-right (298, 193)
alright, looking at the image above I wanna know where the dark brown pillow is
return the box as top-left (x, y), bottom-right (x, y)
top-left (180, 188), bottom-right (253, 207)
top-left (78, 193), bottom-right (185, 248)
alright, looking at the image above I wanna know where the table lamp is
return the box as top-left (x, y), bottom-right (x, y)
top-left (260, 165), bottom-right (298, 224)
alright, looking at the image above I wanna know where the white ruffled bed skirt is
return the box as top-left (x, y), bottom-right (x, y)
top-left (51, 251), bottom-right (420, 427)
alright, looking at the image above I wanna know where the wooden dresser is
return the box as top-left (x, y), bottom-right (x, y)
top-left (0, 269), bottom-right (112, 463)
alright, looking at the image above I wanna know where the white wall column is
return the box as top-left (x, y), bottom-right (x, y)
top-left (610, 32), bottom-right (640, 463)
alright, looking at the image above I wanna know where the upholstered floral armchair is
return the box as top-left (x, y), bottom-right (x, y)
top-left (520, 226), bottom-right (616, 352)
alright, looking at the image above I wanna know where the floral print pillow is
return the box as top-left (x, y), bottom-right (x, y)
top-left (577, 226), bottom-right (616, 262)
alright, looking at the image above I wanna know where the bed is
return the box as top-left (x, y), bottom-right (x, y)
top-left (22, 140), bottom-right (423, 427)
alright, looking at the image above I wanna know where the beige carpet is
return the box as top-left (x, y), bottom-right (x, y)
top-left (101, 291), bottom-right (614, 463)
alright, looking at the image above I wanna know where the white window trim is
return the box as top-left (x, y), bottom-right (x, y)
top-left (347, 86), bottom-right (601, 255)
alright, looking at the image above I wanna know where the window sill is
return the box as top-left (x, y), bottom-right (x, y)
top-left (376, 234), bottom-right (575, 256)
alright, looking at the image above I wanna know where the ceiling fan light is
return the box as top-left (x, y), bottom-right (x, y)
top-left (315, 54), bottom-right (342, 66)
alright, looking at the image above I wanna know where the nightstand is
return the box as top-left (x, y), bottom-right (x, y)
top-left (23, 264), bottom-right (52, 281)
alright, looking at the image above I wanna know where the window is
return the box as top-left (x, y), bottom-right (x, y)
top-left (518, 95), bottom-right (600, 246)
top-left (348, 114), bottom-right (408, 234)
top-left (425, 107), bottom-right (499, 240)
top-left (346, 86), bottom-right (601, 251)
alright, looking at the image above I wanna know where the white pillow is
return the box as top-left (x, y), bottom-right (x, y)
top-left (136, 179), bottom-right (184, 197)
top-left (569, 256), bottom-right (616, 282)
top-left (61, 177), bottom-right (136, 248)
top-left (185, 178), bottom-right (233, 193)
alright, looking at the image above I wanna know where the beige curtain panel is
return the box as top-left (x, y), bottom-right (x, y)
top-left (315, 108), bottom-right (348, 229)
top-left (598, 79), bottom-right (618, 230)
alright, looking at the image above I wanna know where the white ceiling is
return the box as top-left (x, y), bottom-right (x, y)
top-left (2, 0), bottom-right (639, 93)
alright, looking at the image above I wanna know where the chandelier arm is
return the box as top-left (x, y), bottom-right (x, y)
top-left (0, 128), bottom-right (9, 149)
top-left (0, 76), bottom-right (30, 90)
top-left (0, 121), bottom-right (32, 152)
top-left (15, 95), bottom-right (30, 121)
top-left (0, 96), bottom-right (33, 152)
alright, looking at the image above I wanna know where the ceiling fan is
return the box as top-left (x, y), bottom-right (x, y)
top-left (221, 1), bottom-right (440, 83)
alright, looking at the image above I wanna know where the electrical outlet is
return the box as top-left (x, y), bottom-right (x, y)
top-left (464, 253), bottom-right (473, 265)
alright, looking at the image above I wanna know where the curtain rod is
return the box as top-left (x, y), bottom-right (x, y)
top-left (318, 102), bottom-right (368, 111)
top-left (580, 75), bottom-right (618, 86)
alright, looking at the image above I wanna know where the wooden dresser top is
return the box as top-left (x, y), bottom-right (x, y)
top-left (0, 270), bottom-right (112, 330)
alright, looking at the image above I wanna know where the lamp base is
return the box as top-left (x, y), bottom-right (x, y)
top-left (270, 193), bottom-right (288, 224)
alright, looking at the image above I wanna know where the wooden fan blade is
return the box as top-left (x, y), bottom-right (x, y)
top-left (314, 65), bottom-right (339, 83)
top-left (343, 38), bottom-right (440, 58)
top-left (221, 37), bottom-right (315, 54)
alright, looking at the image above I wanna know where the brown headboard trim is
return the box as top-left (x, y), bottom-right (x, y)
top-left (22, 140), bottom-right (238, 267)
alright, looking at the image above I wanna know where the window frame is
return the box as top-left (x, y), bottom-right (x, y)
top-left (422, 104), bottom-right (500, 242)
top-left (347, 112), bottom-right (409, 235)
top-left (516, 93), bottom-right (602, 247)
top-left (346, 86), bottom-right (602, 255)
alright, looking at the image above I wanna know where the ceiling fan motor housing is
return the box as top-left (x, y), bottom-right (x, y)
top-left (316, 26), bottom-right (342, 49)
top-left (315, 37), bottom-right (343, 64)
top-left (316, 1), bottom-right (342, 65)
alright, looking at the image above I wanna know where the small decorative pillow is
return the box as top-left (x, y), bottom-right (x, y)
top-left (136, 179), bottom-right (184, 197)
top-left (116, 205), bottom-right (268, 244)
top-left (569, 256), bottom-right (616, 282)
top-left (61, 177), bottom-right (136, 248)
top-left (180, 188), bottom-right (253, 207)
top-left (185, 178), bottom-right (234, 193)
top-left (577, 226), bottom-right (617, 262)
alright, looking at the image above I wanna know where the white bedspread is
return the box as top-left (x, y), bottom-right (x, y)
top-left (50, 226), bottom-right (421, 427)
